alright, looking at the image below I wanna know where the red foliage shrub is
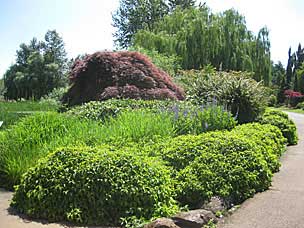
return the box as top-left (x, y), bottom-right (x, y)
top-left (284, 90), bottom-right (304, 107)
top-left (284, 90), bottom-right (304, 98)
top-left (62, 51), bottom-right (185, 106)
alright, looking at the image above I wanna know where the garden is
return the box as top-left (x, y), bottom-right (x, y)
top-left (0, 50), bottom-right (298, 228)
top-left (0, 1), bottom-right (302, 227)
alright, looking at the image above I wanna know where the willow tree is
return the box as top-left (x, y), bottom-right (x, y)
top-left (133, 6), bottom-right (272, 85)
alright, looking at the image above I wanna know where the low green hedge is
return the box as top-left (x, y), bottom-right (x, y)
top-left (176, 133), bottom-right (272, 208)
top-left (234, 123), bottom-right (286, 172)
top-left (260, 109), bottom-right (298, 145)
top-left (158, 123), bottom-right (286, 208)
top-left (11, 146), bottom-right (178, 226)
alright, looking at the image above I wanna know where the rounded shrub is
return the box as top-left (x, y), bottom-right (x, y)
top-left (260, 110), bottom-right (298, 145)
top-left (172, 131), bottom-right (273, 208)
top-left (178, 69), bottom-right (268, 124)
top-left (11, 146), bottom-right (178, 226)
top-left (234, 123), bottom-right (286, 172)
top-left (62, 51), bottom-right (185, 106)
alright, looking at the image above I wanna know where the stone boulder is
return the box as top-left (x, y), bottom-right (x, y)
top-left (172, 209), bottom-right (216, 228)
top-left (144, 218), bottom-right (180, 228)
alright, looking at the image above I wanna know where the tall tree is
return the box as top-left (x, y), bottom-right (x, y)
top-left (133, 6), bottom-right (272, 85)
top-left (168, 0), bottom-right (196, 11)
top-left (43, 30), bottom-right (68, 73)
top-left (0, 78), bottom-right (4, 98)
top-left (286, 47), bottom-right (294, 88)
top-left (3, 30), bottom-right (68, 100)
top-left (272, 61), bottom-right (285, 87)
top-left (297, 62), bottom-right (304, 93)
top-left (112, 0), bottom-right (169, 48)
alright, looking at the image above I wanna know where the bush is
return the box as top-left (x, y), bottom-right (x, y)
top-left (40, 87), bottom-right (69, 105)
top-left (11, 146), bottom-right (178, 226)
top-left (0, 112), bottom-right (105, 189)
top-left (296, 101), bottom-right (304, 110)
top-left (234, 123), bottom-right (286, 172)
top-left (62, 51), bottom-right (185, 106)
top-left (175, 132), bottom-right (272, 208)
top-left (284, 90), bottom-right (304, 107)
top-left (158, 123), bottom-right (286, 208)
top-left (177, 68), bottom-right (268, 124)
top-left (260, 109), bottom-right (298, 145)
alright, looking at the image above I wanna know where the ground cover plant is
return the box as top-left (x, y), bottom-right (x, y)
top-left (260, 109), bottom-right (298, 145)
top-left (158, 123), bottom-right (286, 208)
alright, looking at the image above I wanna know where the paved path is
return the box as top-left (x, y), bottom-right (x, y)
top-left (218, 111), bottom-right (304, 228)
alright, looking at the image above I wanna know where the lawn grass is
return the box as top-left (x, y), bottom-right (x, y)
top-left (269, 107), bottom-right (304, 115)
top-left (0, 100), bottom-right (59, 130)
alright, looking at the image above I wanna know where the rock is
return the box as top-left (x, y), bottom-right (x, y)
top-left (202, 196), bottom-right (225, 213)
top-left (172, 209), bottom-right (216, 228)
top-left (144, 218), bottom-right (180, 228)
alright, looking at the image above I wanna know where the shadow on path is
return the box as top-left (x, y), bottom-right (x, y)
top-left (0, 188), bottom-right (116, 228)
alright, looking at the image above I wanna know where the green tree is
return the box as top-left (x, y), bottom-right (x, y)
top-left (285, 44), bottom-right (304, 92)
top-left (0, 78), bottom-right (5, 98)
top-left (168, 0), bottom-right (196, 11)
top-left (297, 62), bottom-right (304, 93)
top-left (286, 47), bottom-right (294, 88)
top-left (3, 30), bottom-right (68, 100)
top-left (133, 6), bottom-right (272, 85)
top-left (272, 61), bottom-right (285, 87)
top-left (112, 0), bottom-right (169, 48)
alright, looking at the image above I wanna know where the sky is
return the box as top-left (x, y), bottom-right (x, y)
top-left (0, 0), bottom-right (303, 78)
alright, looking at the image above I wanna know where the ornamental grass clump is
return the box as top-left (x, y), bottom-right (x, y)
top-left (0, 112), bottom-right (104, 189)
top-left (178, 68), bottom-right (268, 124)
top-left (67, 99), bottom-right (237, 136)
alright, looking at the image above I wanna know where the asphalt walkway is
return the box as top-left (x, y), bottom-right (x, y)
top-left (218, 111), bottom-right (304, 228)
